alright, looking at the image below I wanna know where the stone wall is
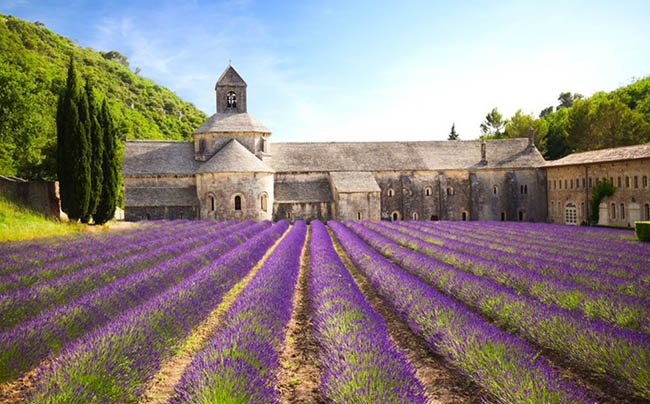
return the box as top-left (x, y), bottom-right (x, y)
top-left (123, 175), bottom-right (195, 188)
top-left (273, 201), bottom-right (333, 223)
top-left (196, 171), bottom-right (273, 221)
top-left (334, 192), bottom-right (381, 221)
top-left (194, 132), bottom-right (264, 161)
top-left (0, 176), bottom-right (62, 218)
top-left (125, 206), bottom-right (198, 221)
top-left (547, 158), bottom-right (650, 226)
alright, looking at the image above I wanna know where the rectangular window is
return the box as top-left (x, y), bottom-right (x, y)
top-left (634, 176), bottom-right (638, 188)
top-left (582, 178), bottom-right (585, 188)
top-left (570, 179), bottom-right (573, 189)
top-left (589, 177), bottom-right (592, 188)
top-left (611, 203), bottom-right (616, 219)
top-left (610, 177), bottom-right (613, 185)
top-left (618, 177), bottom-right (622, 188)
top-left (564, 179), bottom-right (568, 189)
top-left (621, 203), bottom-right (625, 219)
top-left (644, 176), bottom-right (648, 188)
top-left (581, 202), bottom-right (585, 219)
top-left (626, 176), bottom-right (630, 188)
top-left (553, 180), bottom-right (557, 190)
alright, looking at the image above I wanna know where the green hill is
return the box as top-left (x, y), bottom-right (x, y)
top-left (0, 13), bottom-right (208, 180)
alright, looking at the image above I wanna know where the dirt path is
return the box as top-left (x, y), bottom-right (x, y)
top-left (276, 227), bottom-right (324, 404)
top-left (0, 363), bottom-right (44, 404)
top-left (329, 229), bottom-right (486, 404)
top-left (138, 225), bottom-right (292, 404)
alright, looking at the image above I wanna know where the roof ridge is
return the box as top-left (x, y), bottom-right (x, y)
top-left (272, 138), bottom-right (529, 145)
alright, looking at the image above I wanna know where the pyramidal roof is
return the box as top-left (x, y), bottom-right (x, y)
top-left (215, 65), bottom-right (246, 87)
top-left (197, 139), bottom-right (274, 174)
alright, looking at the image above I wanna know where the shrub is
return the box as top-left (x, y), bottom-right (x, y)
top-left (635, 221), bottom-right (650, 242)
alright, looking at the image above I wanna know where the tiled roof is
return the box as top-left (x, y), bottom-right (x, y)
top-left (197, 139), bottom-right (274, 173)
top-left (122, 140), bottom-right (200, 176)
top-left (330, 171), bottom-right (381, 193)
top-left (269, 138), bottom-right (545, 172)
top-left (545, 143), bottom-right (650, 167)
top-left (124, 187), bottom-right (198, 207)
top-left (193, 112), bottom-right (269, 134)
top-left (274, 180), bottom-right (333, 203)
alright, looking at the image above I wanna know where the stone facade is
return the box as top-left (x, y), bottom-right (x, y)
top-left (0, 175), bottom-right (63, 218)
top-left (122, 64), bottom-right (648, 226)
top-left (546, 151), bottom-right (650, 227)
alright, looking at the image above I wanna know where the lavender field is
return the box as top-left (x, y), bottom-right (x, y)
top-left (0, 219), bottom-right (648, 404)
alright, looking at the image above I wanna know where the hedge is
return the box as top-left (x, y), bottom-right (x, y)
top-left (635, 221), bottom-right (650, 242)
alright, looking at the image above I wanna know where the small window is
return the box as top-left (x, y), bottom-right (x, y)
top-left (553, 180), bottom-right (556, 190)
top-left (461, 211), bottom-right (467, 221)
top-left (199, 138), bottom-right (206, 153)
top-left (260, 193), bottom-right (268, 212)
top-left (551, 201), bottom-right (555, 216)
top-left (643, 176), bottom-right (648, 188)
top-left (618, 177), bottom-right (622, 188)
top-left (387, 188), bottom-right (394, 197)
top-left (234, 195), bottom-right (241, 211)
top-left (564, 179), bottom-right (568, 189)
top-left (582, 178), bottom-right (585, 188)
top-left (518, 210), bottom-right (525, 222)
top-left (500, 211), bottom-right (506, 221)
top-left (357, 211), bottom-right (362, 221)
top-left (524, 184), bottom-right (528, 194)
top-left (580, 202), bottom-right (585, 219)
top-left (493, 185), bottom-right (498, 195)
top-left (447, 187), bottom-right (454, 196)
top-left (570, 179), bottom-right (573, 189)
top-left (620, 203), bottom-right (625, 219)
top-left (589, 177), bottom-right (592, 188)
top-left (634, 176), bottom-right (638, 189)
top-left (209, 195), bottom-right (215, 212)
top-left (411, 212), bottom-right (419, 220)
top-left (645, 203), bottom-right (650, 220)
top-left (626, 176), bottom-right (630, 188)
top-left (610, 203), bottom-right (616, 219)
top-left (425, 186), bottom-right (433, 196)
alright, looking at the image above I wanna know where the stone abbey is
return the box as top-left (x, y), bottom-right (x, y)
top-left (123, 65), bottom-right (650, 226)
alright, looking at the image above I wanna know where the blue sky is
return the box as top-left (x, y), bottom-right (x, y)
top-left (2, 0), bottom-right (649, 142)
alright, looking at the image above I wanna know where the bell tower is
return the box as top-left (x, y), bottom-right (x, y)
top-left (215, 64), bottom-right (247, 114)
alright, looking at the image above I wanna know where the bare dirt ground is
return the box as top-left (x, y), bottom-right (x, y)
top-left (276, 228), bottom-right (325, 404)
top-left (329, 230), bottom-right (486, 404)
top-left (0, 364), bottom-right (41, 404)
top-left (139, 225), bottom-right (292, 404)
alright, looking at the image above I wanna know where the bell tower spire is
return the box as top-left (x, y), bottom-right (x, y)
top-left (215, 64), bottom-right (247, 114)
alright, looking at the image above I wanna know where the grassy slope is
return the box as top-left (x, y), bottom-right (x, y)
top-left (0, 13), bottom-right (208, 179)
top-left (0, 194), bottom-right (89, 242)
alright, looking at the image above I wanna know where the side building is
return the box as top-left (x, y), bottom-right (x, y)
top-left (546, 144), bottom-right (650, 226)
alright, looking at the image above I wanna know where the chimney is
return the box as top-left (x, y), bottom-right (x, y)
top-left (480, 140), bottom-right (487, 165)
top-left (527, 126), bottom-right (535, 149)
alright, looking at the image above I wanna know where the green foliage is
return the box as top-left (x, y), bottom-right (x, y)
top-left (57, 57), bottom-right (91, 221)
top-left (590, 181), bottom-right (615, 224)
top-left (85, 79), bottom-right (103, 220)
top-left (94, 100), bottom-right (120, 225)
top-left (635, 221), bottom-right (650, 242)
top-left (0, 13), bottom-right (207, 179)
top-left (504, 109), bottom-right (548, 148)
top-left (557, 92), bottom-right (583, 109)
top-left (479, 107), bottom-right (505, 138)
top-left (448, 123), bottom-right (459, 140)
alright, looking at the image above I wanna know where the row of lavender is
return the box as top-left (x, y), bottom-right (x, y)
top-left (353, 221), bottom-right (649, 399)
top-left (378, 221), bottom-right (650, 331)
top-left (28, 221), bottom-right (288, 402)
top-left (330, 221), bottom-right (591, 403)
top-left (0, 220), bottom-right (273, 383)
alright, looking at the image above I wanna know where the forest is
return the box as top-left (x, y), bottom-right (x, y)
top-left (0, 13), bottom-right (207, 180)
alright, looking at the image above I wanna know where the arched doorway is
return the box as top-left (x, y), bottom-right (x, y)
top-left (391, 211), bottom-right (401, 221)
top-left (564, 202), bottom-right (577, 225)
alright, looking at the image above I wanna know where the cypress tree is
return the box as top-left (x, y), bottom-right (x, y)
top-left (56, 56), bottom-right (91, 221)
top-left (85, 78), bottom-right (103, 222)
top-left (94, 99), bottom-right (119, 224)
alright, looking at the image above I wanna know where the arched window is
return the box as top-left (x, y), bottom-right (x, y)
top-left (411, 212), bottom-right (419, 220)
top-left (234, 195), bottom-right (242, 211)
top-left (357, 211), bottom-right (362, 220)
top-left (518, 209), bottom-right (525, 222)
top-left (260, 193), bottom-right (268, 212)
top-left (610, 203), bottom-right (616, 219)
top-left (387, 188), bottom-right (394, 197)
top-left (209, 194), bottom-right (216, 212)
top-left (501, 211), bottom-right (506, 221)
top-left (424, 187), bottom-right (432, 196)
top-left (446, 187), bottom-right (454, 196)
top-left (461, 211), bottom-right (467, 221)
top-left (643, 176), bottom-right (648, 188)
top-left (493, 185), bottom-right (498, 195)
top-left (227, 91), bottom-right (237, 108)
top-left (199, 138), bottom-right (206, 153)
top-left (620, 203), bottom-right (625, 219)
top-left (391, 211), bottom-right (400, 221)
top-left (565, 203), bottom-right (577, 225)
